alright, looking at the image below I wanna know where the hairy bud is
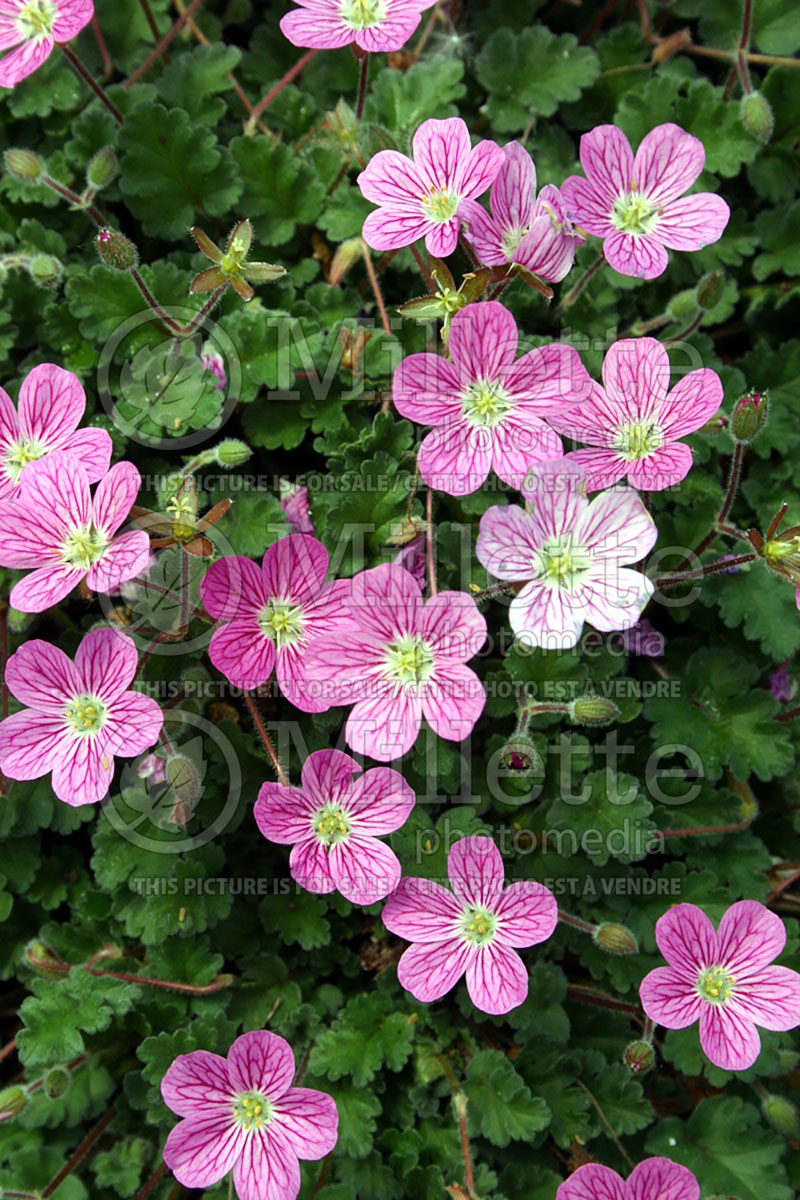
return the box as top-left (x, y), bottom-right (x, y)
top-left (96, 228), bottom-right (139, 272)
top-left (28, 254), bottom-right (63, 288)
top-left (0, 1086), bottom-right (27, 1120)
top-left (214, 439), bottom-right (251, 468)
top-left (568, 696), bottom-right (620, 727)
top-left (25, 939), bottom-right (67, 979)
top-left (593, 923), bottom-right (639, 956)
top-left (762, 1093), bottom-right (800, 1140)
top-left (43, 1067), bottom-right (71, 1100)
top-left (740, 91), bottom-right (774, 144)
top-left (623, 1040), bottom-right (655, 1075)
top-left (86, 146), bottom-right (118, 191)
top-left (731, 389), bottom-right (769, 443)
top-left (696, 270), bottom-right (725, 311)
top-left (498, 733), bottom-right (543, 776)
top-left (3, 148), bottom-right (44, 182)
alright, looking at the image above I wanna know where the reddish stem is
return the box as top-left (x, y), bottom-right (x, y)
top-left (25, 953), bottom-right (233, 995)
top-left (124, 0), bottom-right (205, 87)
top-left (41, 1107), bottom-right (117, 1198)
top-left (243, 691), bottom-right (289, 786)
top-left (246, 49), bottom-right (318, 126)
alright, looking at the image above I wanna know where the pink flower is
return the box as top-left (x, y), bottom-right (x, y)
top-left (382, 835), bottom-right (557, 1014)
top-left (200, 534), bottom-right (352, 710)
top-left (392, 301), bottom-right (591, 495)
top-left (393, 534), bottom-right (426, 589)
top-left (640, 900), bottom-right (800, 1071)
top-left (279, 481), bottom-right (314, 536)
top-left (0, 0), bottom-right (93, 88)
top-left (254, 748), bottom-right (415, 904)
top-left (561, 123), bottom-right (730, 279)
top-left (0, 451), bottom-right (150, 613)
top-left (476, 458), bottom-right (657, 650)
top-left (550, 338), bottom-right (723, 491)
top-left (556, 1158), bottom-right (699, 1200)
top-left (280, 0), bottom-right (434, 53)
top-left (358, 117), bottom-right (503, 257)
top-left (460, 141), bottom-right (582, 282)
top-left (0, 363), bottom-right (111, 500)
top-left (303, 563), bottom-right (486, 761)
top-left (161, 1030), bottom-right (337, 1200)
top-left (0, 628), bottom-right (163, 806)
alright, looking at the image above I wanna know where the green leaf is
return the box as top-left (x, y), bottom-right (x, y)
top-left (754, 200), bottom-right (800, 280)
top-left (17, 969), bottom-right (140, 1068)
top-left (157, 43), bottom-right (242, 125)
top-left (365, 58), bottom-right (466, 141)
top-left (229, 138), bottom-right (326, 245)
top-left (476, 27), bottom-right (601, 130)
top-left (545, 769), bottom-right (656, 866)
top-left (463, 1050), bottom-right (551, 1147)
top-left (259, 888), bottom-right (331, 950)
top-left (309, 994), bottom-right (416, 1086)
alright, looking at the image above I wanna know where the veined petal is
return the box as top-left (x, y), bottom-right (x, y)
top-left (465, 941), bottom-right (528, 1015)
top-left (633, 122), bottom-right (705, 206)
top-left (396, 937), bottom-right (471, 1003)
top-left (227, 1030), bottom-right (295, 1101)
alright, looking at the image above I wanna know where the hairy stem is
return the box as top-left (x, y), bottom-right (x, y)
top-left (60, 43), bottom-right (124, 125)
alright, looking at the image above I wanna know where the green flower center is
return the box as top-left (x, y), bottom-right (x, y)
top-left (313, 803), bottom-right (351, 846)
top-left (62, 526), bottom-right (109, 569)
top-left (611, 190), bottom-right (659, 236)
top-left (421, 187), bottom-right (459, 224)
top-left (233, 1090), bottom-right (273, 1133)
top-left (65, 694), bottom-right (106, 736)
top-left (613, 420), bottom-right (663, 460)
top-left (258, 600), bottom-right (305, 650)
top-left (5, 439), bottom-right (45, 484)
top-left (460, 907), bottom-right (497, 946)
top-left (697, 965), bottom-right (736, 1005)
top-left (536, 535), bottom-right (592, 589)
top-left (338, 0), bottom-right (387, 29)
top-left (384, 634), bottom-right (435, 688)
top-left (462, 379), bottom-right (514, 428)
top-left (17, 0), bottom-right (56, 38)
top-left (502, 227), bottom-right (527, 258)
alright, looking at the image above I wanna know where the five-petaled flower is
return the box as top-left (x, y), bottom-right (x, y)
top-left (0, 628), bottom-right (163, 806)
top-left (550, 337), bottom-right (723, 491)
top-left (280, 0), bottom-right (435, 53)
top-left (392, 300), bottom-right (591, 495)
top-left (476, 458), bottom-right (657, 650)
top-left (303, 562), bottom-right (486, 761)
top-left (0, 0), bottom-right (93, 88)
top-left (358, 117), bottom-right (503, 257)
top-left (254, 748), bottom-right (415, 904)
top-left (161, 1030), bottom-right (337, 1200)
top-left (0, 362), bottom-right (111, 499)
top-left (460, 141), bottom-right (583, 282)
top-left (556, 1157), bottom-right (699, 1200)
top-left (0, 450), bottom-right (150, 612)
top-left (640, 900), bottom-right (800, 1071)
top-left (382, 835), bottom-right (557, 1014)
top-left (561, 122), bottom-right (730, 279)
top-left (200, 533), bottom-right (353, 710)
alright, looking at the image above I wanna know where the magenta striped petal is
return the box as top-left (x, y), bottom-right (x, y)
top-left (449, 301), bottom-right (519, 383)
top-left (4, 638), bottom-right (81, 711)
top-left (625, 442), bottom-right (692, 491)
top-left (343, 765), bottom-right (415, 833)
top-left (10, 564), bottom-right (84, 612)
top-left (717, 899), bottom-right (787, 975)
top-left (417, 422), bottom-right (492, 496)
top-left (657, 193), bottom-right (730, 250)
top-left (465, 941), bottom-right (528, 1015)
top-left (422, 662), bottom-right (485, 743)
top-left (208, 618), bottom-right (275, 690)
top-left (0, 35), bottom-right (53, 86)
top-left (657, 368), bottom-right (723, 439)
top-left (509, 580), bottom-right (587, 650)
top-left (633, 123), bottom-right (704, 207)
top-left (627, 1157), bottom-right (700, 1200)
top-left (382, 876), bottom-right (463, 942)
top-left (561, 175), bottom-right (614, 237)
top-left (448, 835), bottom-right (504, 909)
top-left (494, 880), bottom-right (557, 948)
top-left (490, 141), bottom-right (535, 230)
top-left (163, 1112), bottom-right (242, 1190)
top-left (102, 693), bottom-right (163, 757)
top-left (228, 1031), bottom-right (295, 1101)
top-left (271, 1086), bottom-right (338, 1160)
top-left (639, 966), bottom-right (704, 1029)
top-left (86, 530), bottom-right (151, 595)
top-left (51, 731), bottom-right (115, 806)
top-left (397, 936), bottom-right (471, 1003)
top-left (556, 1162), bottom-right (627, 1200)
top-left (459, 198), bottom-right (506, 265)
top-left (602, 337), bottom-right (669, 411)
top-left (201, 555), bottom-right (267, 621)
top-left (579, 125), bottom-right (634, 205)
top-left (345, 687), bottom-right (422, 760)
top-left (328, 833), bottom-right (402, 903)
top-left (161, 1050), bottom-right (235, 1118)
top-left (0, 710), bottom-right (67, 781)
top-left (51, 0), bottom-right (94, 41)
top-left (92, 460), bottom-right (140, 536)
top-left (233, 1124), bottom-right (300, 1200)
top-left (699, 1002), bottom-right (761, 1071)
top-left (74, 628), bottom-right (139, 701)
top-left (255, 783), bottom-right (316, 844)
top-left (289, 835), bottom-right (336, 894)
top-left (603, 230), bottom-right (668, 280)
top-left (653, 903), bottom-right (718, 976)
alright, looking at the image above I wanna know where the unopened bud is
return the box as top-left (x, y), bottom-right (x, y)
top-left (499, 734), bottom-right (543, 775)
top-left (166, 754), bottom-right (202, 807)
top-left (25, 939), bottom-right (67, 979)
top-left (0, 1086), bottom-right (27, 1120)
top-left (666, 288), bottom-right (698, 322)
top-left (740, 91), bottom-right (774, 144)
top-left (7, 606), bottom-right (32, 634)
top-left (623, 1040), bottom-right (655, 1075)
top-left (762, 1093), bottom-right (800, 1140)
top-left (329, 238), bottom-right (363, 286)
top-left (569, 696), bottom-right (620, 727)
top-left (731, 389), bottom-right (769, 443)
top-left (28, 254), bottom-right (62, 288)
top-left (361, 124), bottom-right (399, 157)
top-left (696, 271), bottom-right (725, 311)
top-left (3, 148), bottom-right (44, 182)
top-left (593, 923), bottom-right (639, 956)
top-left (86, 146), bottom-right (118, 191)
top-left (43, 1066), bottom-right (70, 1100)
top-left (96, 228), bottom-right (138, 272)
top-left (214, 439), bottom-right (251, 468)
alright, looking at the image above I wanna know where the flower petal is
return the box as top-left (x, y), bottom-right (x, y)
top-left (254, 783), bottom-right (315, 845)
top-left (201, 554), bottom-right (266, 620)
top-left (18, 363), bottom-right (85, 443)
top-left (343, 765), bottom-right (416, 834)
top-left (10, 564), bottom-right (84, 613)
top-left (730, 965), bottom-right (800, 1032)
top-left (422, 661), bottom-right (485, 743)
top-left (382, 875), bottom-right (462, 942)
top-left (490, 141), bottom-right (535, 231)
top-left (657, 368), bottom-right (723, 439)
top-left (0, 36), bottom-right (53, 87)
top-left (603, 231), bottom-right (668, 280)
top-left (0, 710), bottom-right (66, 782)
top-left (465, 941), bottom-right (529, 1015)
top-left (556, 1163), bottom-right (626, 1200)
top-left (86, 531), bottom-right (151, 595)
top-left (561, 175), bottom-right (614, 237)
top-left (261, 533), bottom-right (328, 603)
top-left (448, 300), bottom-right (519, 382)
top-left (4, 639), bottom-right (81, 711)
top-left (74, 628), bottom-right (139, 701)
top-left (232, 1126), bottom-right (300, 1200)
top-left (448, 835), bottom-right (504, 909)
top-left (653, 903), bottom-right (718, 976)
top-left (208, 618), bottom-right (275, 690)
top-left (699, 1003), bottom-right (761, 1071)
top-left (640, 966), bottom-right (704, 1029)
top-left (272, 1086), bottom-right (338, 1160)
top-left (656, 193), bottom-right (730, 251)
top-left (163, 1113), bottom-right (242, 1190)
top-left (627, 1157), bottom-right (700, 1200)
top-left (633, 122), bottom-right (705, 206)
top-left (51, 732), bottom-right (115, 806)
top-left (161, 1050), bottom-right (234, 1118)
top-left (625, 442), bottom-right (693, 491)
top-left (396, 936), bottom-right (471, 1003)
top-left (579, 124), bottom-right (635, 206)
top-left (328, 833), bottom-right (402, 903)
top-left (494, 880), bottom-right (558, 948)
top-left (92, 460), bottom-right (141, 535)
top-left (716, 899), bottom-right (787, 976)
top-left (227, 1031), bottom-right (296, 1101)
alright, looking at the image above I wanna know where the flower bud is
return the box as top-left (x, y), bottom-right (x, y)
top-left (731, 389), bottom-right (768, 443)
top-left (741, 91), bottom-right (774, 144)
top-left (361, 124), bottom-right (399, 157)
top-left (498, 734), bottom-right (543, 775)
top-left (25, 939), bottom-right (67, 979)
top-left (0, 1086), bottom-right (27, 1120)
top-left (696, 270), bottom-right (725, 311)
top-left (3, 148), bottom-right (44, 182)
top-left (328, 238), bottom-right (363, 287)
top-left (43, 1066), bottom-right (70, 1100)
top-left (666, 288), bottom-right (697, 322)
top-left (166, 754), bottom-right (202, 809)
top-left (623, 1040), bottom-right (655, 1075)
top-left (213, 439), bottom-right (251, 468)
top-left (27, 254), bottom-right (63, 288)
top-left (592, 923), bottom-right (639, 956)
top-left (96, 228), bottom-right (139, 272)
top-left (568, 696), bottom-right (620, 727)
top-left (86, 146), bottom-right (118, 191)
top-left (7, 607), bottom-right (32, 634)
top-left (761, 1093), bottom-right (800, 1140)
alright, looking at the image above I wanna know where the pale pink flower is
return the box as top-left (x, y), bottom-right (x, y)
top-left (358, 117), bottom-right (503, 257)
top-left (0, 451), bottom-right (150, 613)
top-left (392, 300), bottom-right (591, 495)
top-left (200, 534), bottom-right (352, 710)
top-left (460, 141), bottom-right (582, 282)
top-left (161, 1030), bottom-right (337, 1200)
top-left (279, 481), bottom-right (314, 536)
top-left (556, 1158), bottom-right (699, 1200)
top-left (201, 347), bottom-right (227, 392)
top-left (550, 338), bottom-right (723, 491)
top-left (254, 748), bottom-right (414, 904)
top-left (0, 0), bottom-right (93, 88)
top-left (476, 458), bottom-right (657, 650)
top-left (393, 534), bottom-right (426, 588)
top-left (640, 901), bottom-right (800, 1071)
top-left (280, 0), bottom-right (434, 53)
top-left (382, 835), bottom-right (557, 1014)
top-left (561, 122), bottom-right (730, 279)
top-left (0, 628), bottom-right (163, 806)
top-left (0, 363), bottom-right (111, 500)
top-left (303, 563), bottom-right (486, 761)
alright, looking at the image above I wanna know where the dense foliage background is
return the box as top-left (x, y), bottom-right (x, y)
top-left (1, 0), bottom-right (800, 1196)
